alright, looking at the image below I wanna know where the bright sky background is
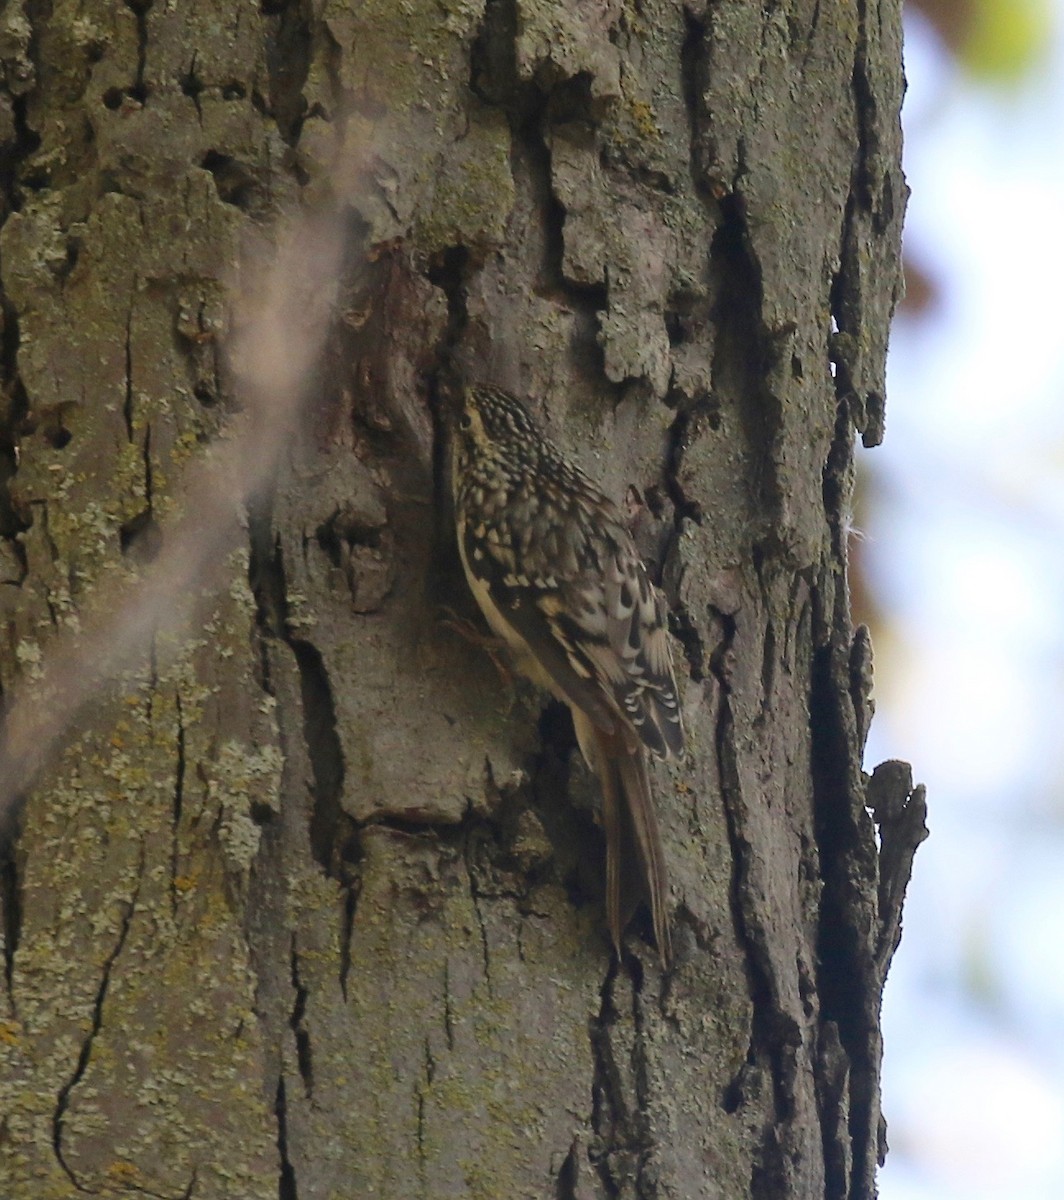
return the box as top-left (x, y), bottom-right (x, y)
top-left (866, 9), bottom-right (1064, 1199)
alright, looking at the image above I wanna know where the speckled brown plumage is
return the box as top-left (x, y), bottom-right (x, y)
top-left (452, 383), bottom-right (683, 964)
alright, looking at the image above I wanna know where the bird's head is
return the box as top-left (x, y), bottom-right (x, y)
top-left (454, 385), bottom-right (543, 465)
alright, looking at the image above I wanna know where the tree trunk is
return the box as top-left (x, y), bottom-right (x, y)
top-left (0, 2), bottom-right (923, 1198)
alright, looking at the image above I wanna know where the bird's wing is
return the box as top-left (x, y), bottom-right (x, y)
top-left (457, 515), bottom-right (619, 734)
top-left (459, 502), bottom-right (683, 760)
top-left (545, 526), bottom-right (684, 760)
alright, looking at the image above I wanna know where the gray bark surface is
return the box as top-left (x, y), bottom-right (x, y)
top-left (0, 2), bottom-right (922, 1198)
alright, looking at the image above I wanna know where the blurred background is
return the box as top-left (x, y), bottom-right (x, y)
top-left (860, 2), bottom-right (1064, 1197)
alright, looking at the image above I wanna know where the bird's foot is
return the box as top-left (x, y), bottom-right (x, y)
top-left (439, 607), bottom-right (514, 689)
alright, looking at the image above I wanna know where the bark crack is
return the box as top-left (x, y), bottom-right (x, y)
top-left (338, 882), bottom-right (357, 1002)
top-left (809, 623), bottom-right (880, 1200)
top-left (415, 1083), bottom-right (427, 1199)
top-left (289, 934), bottom-right (314, 1098)
top-left (711, 622), bottom-right (806, 1194)
top-left (587, 957), bottom-right (660, 1199)
top-left (849, 0), bottom-right (878, 213)
top-left (829, 0), bottom-right (905, 450)
top-left (275, 1076), bottom-right (299, 1200)
top-left (660, 408), bottom-right (711, 686)
top-left (533, 119), bottom-right (608, 320)
top-left (123, 298), bottom-right (136, 443)
top-left (0, 839), bottom-right (22, 1012)
top-left (119, 420), bottom-right (160, 559)
top-left (466, 857), bottom-right (493, 995)
top-left (426, 241), bottom-right (470, 594)
top-left (472, 0), bottom-right (610, 369)
top-left (668, 595), bottom-right (705, 685)
top-left (289, 636), bottom-right (346, 874)
top-left (679, 7), bottom-right (711, 201)
top-left (588, 962), bottom-right (623, 1199)
top-left (415, 1036), bottom-right (434, 1198)
top-left (179, 51), bottom-right (204, 124)
top-left (125, 0), bottom-right (151, 106)
top-left (169, 689), bottom-right (185, 916)
top-left (470, 0), bottom-right (518, 110)
top-left (263, 0), bottom-right (314, 146)
top-left (663, 404), bottom-right (705, 529)
top-left (52, 852), bottom-right (144, 1192)
top-left (810, 390), bottom-right (922, 1197)
top-left (708, 196), bottom-right (783, 541)
top-left (249, 512), bottom-right (355, 880)
top-left (442, 958), bottom-right (455, 1051)
top-left (554, 1138), bottom-right (581, 1200)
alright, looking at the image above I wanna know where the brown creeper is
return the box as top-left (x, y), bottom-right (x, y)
top-left (452, 384), bottom-right (684, 965)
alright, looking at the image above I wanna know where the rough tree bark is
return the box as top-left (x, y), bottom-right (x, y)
top-left (0, 2), bottom-right (925, 1199)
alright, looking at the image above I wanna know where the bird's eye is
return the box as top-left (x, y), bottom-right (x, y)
top-left (459, 412), bottom-right (473, 430)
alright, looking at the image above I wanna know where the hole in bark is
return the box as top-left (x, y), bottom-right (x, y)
top-left (102, 87), bottom-right (125, 110)
top-left (316, 510), bottom-right (383, 562)
top-left (39, 402), bottom-right (78, 449)
top-left (193, 382), bottom-right (216, 406)
top-left (201, 150), bottom-right (257, 208)
top-left (721, 1076), bottom-right (742, 1113)
top-left (643, 485), bottom-right (666, 518)
top-left (2, 96), bottom-right (40, 213)
top-left (21, 167), bottom-right (49, 192)
top-left (51, 238), bottom-right (81, 284)
top-left (180, 71), bottom-right (203, 102)
top-left (249, 800), bottom-right (276, 824)
top-left (555, 1141), bottom-right (580, 1200)
top-left (533, 700), bottom-right (605, 913)
top-left (222, 80), bottom-right (246, 100)
top-left (545, 71), bottom-right (595, 124)
top-left (119, 509), bottom-right (162, 562)
top-left (427, 243), bottom-right (470, 294)
top-left (250, 88), bottom-right (271, 117)
top-left (426, 243), bottom-right (472, 386)
top-left (665, 310), bottom-right (687, 346)
top-left (470, 0), bottom-right (518, 107)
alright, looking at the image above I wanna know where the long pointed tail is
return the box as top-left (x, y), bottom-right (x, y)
top-left (592, 726), bottom-right (672, 966)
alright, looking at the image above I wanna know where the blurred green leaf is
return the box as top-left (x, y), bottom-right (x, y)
top-left (962, 0), bottom-right (1052, 84)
